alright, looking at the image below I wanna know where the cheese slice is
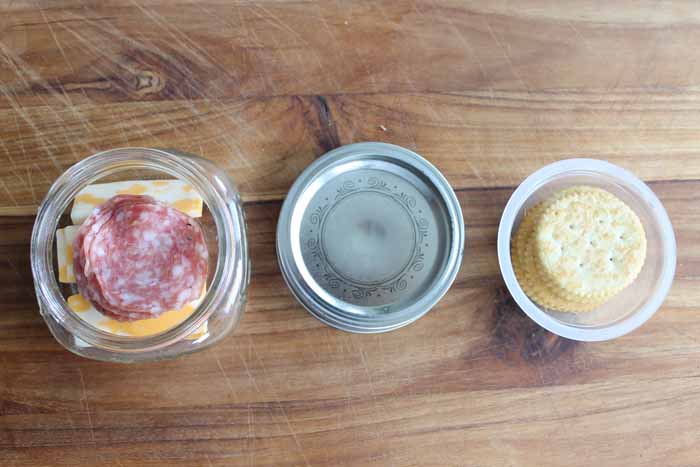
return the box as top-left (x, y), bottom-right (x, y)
top-left (55, 227), bottom-right (67, 282)
top-left (68, 292), bottom-right (208, 340)
top-left (56, 225), bottom-right (79, 283)
top-left (71, 179), bottom-right (203, 224)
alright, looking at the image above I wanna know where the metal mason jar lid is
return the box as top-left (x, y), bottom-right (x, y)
top-left (277, 142), bottom-right (465, 333)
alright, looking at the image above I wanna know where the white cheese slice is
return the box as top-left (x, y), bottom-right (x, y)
top-left (56, 225), bottom-right (80, 283)
top-left (68, 292), bottom-right (208, 341)
top-left (70, 179), bottom-right (203, 224)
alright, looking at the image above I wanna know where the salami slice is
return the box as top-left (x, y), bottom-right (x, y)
top-left (90, 301), bottom-right (159, 322)
top-left (73, 194), bottom-right (208, 322)
top-left (81, 195), bottom-right (155, 277)
top-left (74, 195), bottom-right (158, 313)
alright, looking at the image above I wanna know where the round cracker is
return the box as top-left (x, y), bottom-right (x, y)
top-left (515, 212), bottom-right (606, 312)
top-left (534, 188), bottom-right (647, 300)
top-left (511, 192), bottom-right (608, 312)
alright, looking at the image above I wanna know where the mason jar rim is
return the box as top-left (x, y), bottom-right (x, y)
top-left (31, 147), bottom-right (247, 353)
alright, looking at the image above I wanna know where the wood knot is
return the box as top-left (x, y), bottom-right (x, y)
top-left (133, 70), bottom-right (165, 96)
top-left (490, 287), bottom-right (576, 365)
top-left (310, 95), bottom-right (341, 153)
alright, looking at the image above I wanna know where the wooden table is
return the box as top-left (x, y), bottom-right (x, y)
top-left (2, 2), bottom-right (700, 466)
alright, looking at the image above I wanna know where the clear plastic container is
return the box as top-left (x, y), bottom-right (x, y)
top-left (497, 159), bottom-right (676, 341)
top-left (31, 148), bottom-right (250, 362)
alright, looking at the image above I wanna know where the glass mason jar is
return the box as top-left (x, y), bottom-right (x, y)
top-left (31, 148), bottom-right (250, 362)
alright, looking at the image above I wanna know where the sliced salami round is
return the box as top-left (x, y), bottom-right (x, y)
top-left (81, 195), bottom-right (155, 277)
top-left (74, 195), bottom-right (158, 312)
top-left (73, 194), bottom-right (208, 321)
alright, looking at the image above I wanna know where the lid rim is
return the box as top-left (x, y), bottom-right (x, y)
top-left (277, 142), bottom-right (465, 333)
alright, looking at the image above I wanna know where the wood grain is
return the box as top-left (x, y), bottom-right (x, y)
top-left (3, 1), bottom-right (700, 211)
top-left (3, 184), bottom-right (700, 466)
top-left (2, 1), bottom-right (700, 466)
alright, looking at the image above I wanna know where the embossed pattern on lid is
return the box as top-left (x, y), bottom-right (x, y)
top-left (277, 142), bottom-right (465, 333)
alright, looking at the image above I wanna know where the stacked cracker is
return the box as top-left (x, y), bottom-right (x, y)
top-left (512, 186), bottom-right (647, 312)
